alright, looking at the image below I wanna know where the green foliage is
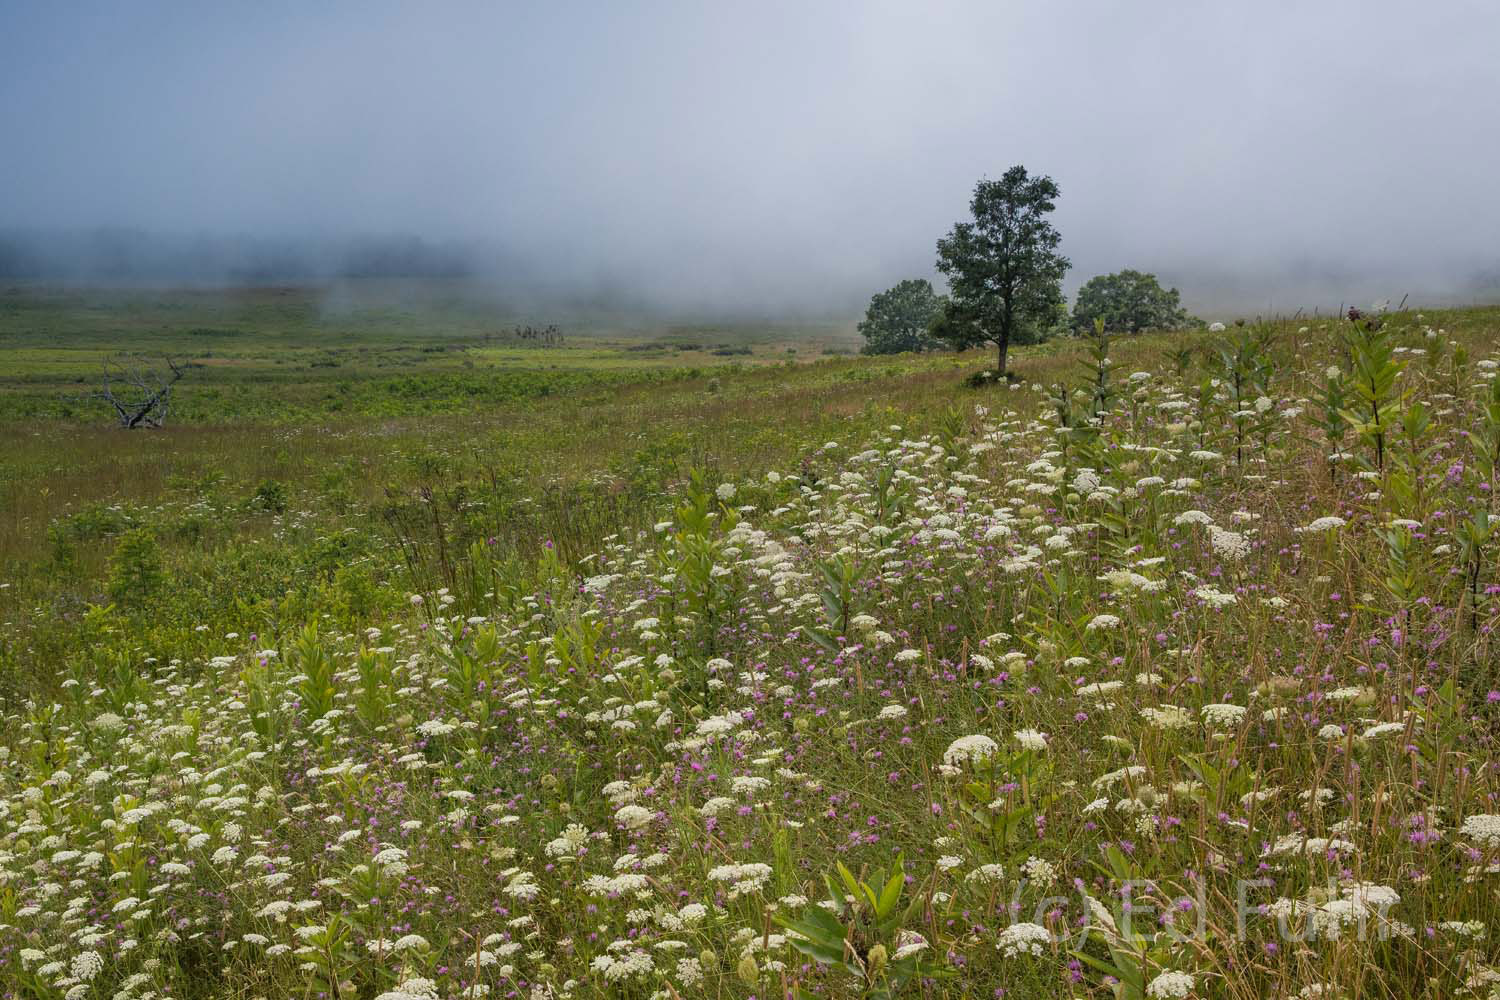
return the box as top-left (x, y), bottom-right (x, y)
top-left (934, 165), bottom-right (1071, 373)
top-left (290, 624), bottom-right (337, 721)
top-left (662, 471), bottom-right (744, 657)
top-left (106, 527), bottom-right (166, 607)
top-left (1071, 269), bottom-right (1194, 334)
top-left (1381, 524), bottom-right (1422, 607)
top-left (1338, 315), bottom-right (1406, 470)
top-left (1309, 362), bottom-right (1350, 470)
top-left (251, 478), bottom-right (290, 514)
top-left (49, 501), bottom-right (140, 567)
top-left (1164, 341), bottom-right (1197, 376)
top-left (292, 915), bottom-right (359, 999)
top-left (1455, 509), bottom-right (1493, 629)
top-left (1070, 875), bottom-right (1197, 1000)
top-left (951, 740), bottom-right (1055, 854)
top-left (1214, 323), bottom-right (1276, 468)
top-left (779, 855), bottom-right (947, 999)
top-left (1082, 319), bottom-right (1117, 419)
top-left (858, 279), bottom-right (944, 355)
top-left (1475, 365), bottom-right (1500, 481)
top-left (869, 459), bottom-right (908, 524)
top-left (804, 553), bottom-right (861, 655)
top-left (353, 645), bottom-right (397, 731)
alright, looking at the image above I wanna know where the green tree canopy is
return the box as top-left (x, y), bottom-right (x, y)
top-left (1071, 269), bottom-right (1195, 334)
top-left (857, 278), bottom-right (944, 355)
top-left (933, 165), bottom-right (1070, 374)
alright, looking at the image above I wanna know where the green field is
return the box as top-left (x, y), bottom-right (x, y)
top-left (0, 281), bottom-right (977, 691)
top-left (5, 286), bottom-right (1500, 999)
top-left (0, 281), bottom-right (865, 421)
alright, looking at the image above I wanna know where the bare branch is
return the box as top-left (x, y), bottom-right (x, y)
top-left (87, 354), bottom-right (189, 429)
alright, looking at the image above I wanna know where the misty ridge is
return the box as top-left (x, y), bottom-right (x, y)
top-left (5, 228), bottom-right (1500, 323)
top-left (0, 230), bottom-right (475, 286)
top-left (0, 229), bottom-right (871, 320)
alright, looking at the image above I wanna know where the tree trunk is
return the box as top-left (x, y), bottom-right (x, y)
top-left (997, 299), bottom-right (1014, 376)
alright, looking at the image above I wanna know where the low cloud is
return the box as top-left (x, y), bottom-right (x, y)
top-left (2, 1), bottom-right (1496, 316)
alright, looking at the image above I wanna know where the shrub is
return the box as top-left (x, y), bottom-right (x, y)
top-left (1071, 269), bottom-right (1195, 334)
top-left (106, 527), bottom-right (166, 607)
top-left (252, 479), bottom-right (290, 514)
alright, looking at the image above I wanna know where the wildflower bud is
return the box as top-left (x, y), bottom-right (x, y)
top-left (540, 774), bottom-right (558, 790)
top-left (699, 948), bottom-right (716, 970)
top-left (867, 944), bottom-right (888, 977)
top-left (658, 668), bottom-right (676, 683)
top-left (736, 954), bottom-right (759, 984)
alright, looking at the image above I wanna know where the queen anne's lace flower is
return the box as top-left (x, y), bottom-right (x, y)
top-left (996, 922), bottom-right (1051, 958)
top-left (614, 805), bottom-right (653, 830)
top-left (1013, 728), bottom-right (1048, 751)
top-left (1201, 703), bottom-right (1246, 727)
top-left (943, 734), bottom-right (998, 766)
top-left (70, 950), bottom-right (103, 982)
top-left (1460, 814), bottom-right (1500, 847)
top-left (1146, 970), bottom-right (1195, 998)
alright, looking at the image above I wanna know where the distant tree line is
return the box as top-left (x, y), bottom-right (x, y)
top-left (857, 165), bottom-right (1199, 369)
top-left (486, 324), bottom-right (565, 348)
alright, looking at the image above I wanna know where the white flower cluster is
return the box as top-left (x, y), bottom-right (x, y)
top-left (1146, 970), bottom-right (1195, 998)
top-left (1460, 814), bottom-right (1500, 848)
top-left (942, 734), bottom-right (999, 767)
top-left (996, 921), bottom-right (1052, 958)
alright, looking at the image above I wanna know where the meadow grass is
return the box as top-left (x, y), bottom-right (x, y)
top-left (0, 282), bottom-right (961, 696)
top-left (3, 289), bottom-right (1500, 999)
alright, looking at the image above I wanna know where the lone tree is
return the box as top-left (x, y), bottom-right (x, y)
top-left (1071, 269), bottom-right (1193, 334)
top-left (858, 278), bottom-right (944, 354)
top-left (92, 355), bottom-right (187, 429)
top-left (933, 165), bottom-right (1070, 375)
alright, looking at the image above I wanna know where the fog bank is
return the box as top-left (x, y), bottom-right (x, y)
top-left (3, 2), bottom-right (1497, 317)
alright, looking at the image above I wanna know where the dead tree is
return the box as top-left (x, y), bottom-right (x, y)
top-left (501, 324), bottom-right (565, 348)
top-left (92, 355), bottom-right (187, 429)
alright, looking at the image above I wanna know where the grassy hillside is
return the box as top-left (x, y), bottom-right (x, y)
top-left (2, 290), bottom-right (1500, 998)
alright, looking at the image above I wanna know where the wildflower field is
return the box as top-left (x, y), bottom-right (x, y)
top-left (4, 292), bottom-right (1500, 999)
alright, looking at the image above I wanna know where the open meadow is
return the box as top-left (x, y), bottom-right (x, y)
top-left (2, 285), bottom-right (1500, 999)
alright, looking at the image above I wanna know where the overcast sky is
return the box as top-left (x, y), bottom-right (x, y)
top-left (2, 1), bottom-right (1497, 314)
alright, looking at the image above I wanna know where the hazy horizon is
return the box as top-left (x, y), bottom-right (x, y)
top-left (4, 1), bottom-right (1498, 318)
